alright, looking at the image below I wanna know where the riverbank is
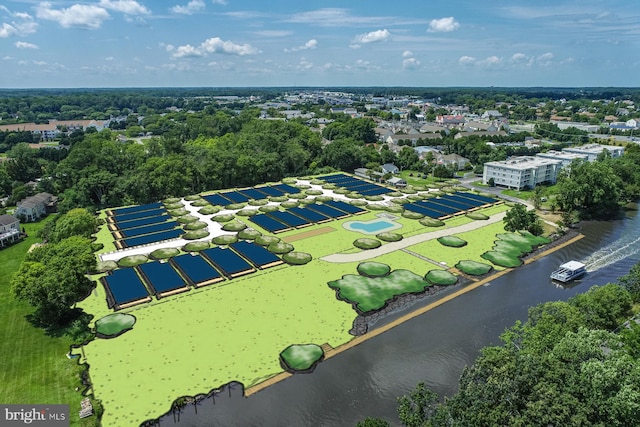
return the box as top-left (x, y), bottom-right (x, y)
top-left (245, 230), bottom-right (585, 397)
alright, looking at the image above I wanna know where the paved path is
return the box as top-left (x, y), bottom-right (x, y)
top-left (320, 211), bottom-right (507, 263)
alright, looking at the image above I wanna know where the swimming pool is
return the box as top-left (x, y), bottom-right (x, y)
top-left (343, 218), bottom-right (402, 235)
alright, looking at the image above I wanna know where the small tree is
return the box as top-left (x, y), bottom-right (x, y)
top-left (488, 177), bottom-right (495, 187)
top-left (504, 203), bottom-right (544, 235)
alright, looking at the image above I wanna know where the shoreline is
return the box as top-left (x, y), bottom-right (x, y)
top-left (245, 231), bottom-right (585, 397)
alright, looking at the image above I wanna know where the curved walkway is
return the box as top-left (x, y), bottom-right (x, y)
top-left (320, 211), bottom-right (507, 263)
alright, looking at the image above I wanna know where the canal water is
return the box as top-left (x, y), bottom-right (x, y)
top-left (163, 206), bottom-right (640, 427)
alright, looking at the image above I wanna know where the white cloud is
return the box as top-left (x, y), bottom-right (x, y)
top-left (2, 55), bottom-right (13, 60)
top-left (458, 55), bottom-right (476, 65)
top-left (0, 23), bottom-right (17, 37)
top-left (477, 56), bottom-right (502, 68)
top-left (14, 20), bottom-right (38, 35)
top-left (511, 52), bottom-right (527, 62)
top-left (36, 2), bottom-right (110, 29)
top-left (402, 50), bottom-right (413, 58)
top-left (254, 30), bottom-right (292, 37)
top-left (99, 0), bottom-right (150, 15)
top-left (403, 57), bottom-right (420, 70)
top-left (428, 17), bottom-right (460, 33)
top-left (170, 0), bottom-right (205, 15)
top-left (354, 59), bottom-right (381, 71)
top-left (296, 58), bottom-right (313, 71)
top-left (353, 29), bottom-right (390, 44)
top-left (171, 37), bottom-right (259, 58)
top-left (15, 41), bottom-right (38, 49)
top-left (211, 0), bottom-right (227, 4)
top-left (536, 52), bottom-right (554, 65)
top-left (105, 56), bottom-right (115, 61)
top-left (285, 39), bottom-right (318, 52)
top-left (14, 12), bottom-right (32, 20)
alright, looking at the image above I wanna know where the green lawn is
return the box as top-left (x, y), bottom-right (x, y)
top-left (0, 216), bottom-right (97, 427)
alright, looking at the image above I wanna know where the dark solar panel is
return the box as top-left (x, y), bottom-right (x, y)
top-left (254, 186), bottom-right (285, 197)
top-left (230, 241), bottom-right (281, 268)
top-left (288, 206), bottom-right (331, 222)
top-left (220, 191), bottom-right (250, 203)
top-left (454, 191), bottom-right (497, 204)
top-left (238, 188), bottom-right (269, 200)
top-left (307, 203), bottom-right (350, 218)
top-left (404, 203), bottom-right (444, 219)
top-left (203, 193), bottom-right (233, 206)
top-left (249, 214), bottom-right (291, 233)
top-left (138, 261), bottom-right (187, 294)
top-left (417, 200), bottom-right (459, 215)
top-left (112, 208), bottom-right (167, 223)
top-left (268, 210), bottom-right (310, 228)
top-left (111, 202), bottom-right (162, 216)
top-left (444, 194), bottom-right (483, 208)
top-left (271, 183), bottom-right (301, 194)
top-left (320, 174), bottom-right (351, 183)
top-left (359, 187), bottom-right (392, 196)
top-left (118, 221), bottom-right (178, 238)
top-left (172, 254), bottom-right (222, 285)
top-left (203, 247), bottom-right (253, 276)
top-left (115, 214), bottom-right (171, 231)
top-left (323, 200), bottom-right (365, 214)
top-left (121, 229), bottom-right (183, 248)
top-left (431, 198), bottom-right (470, 212)
top-left (103, 268), bottom-right (149, 306)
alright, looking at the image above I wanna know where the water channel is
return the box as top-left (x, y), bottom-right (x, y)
top-left (163, 206), bottom-right (640, 427)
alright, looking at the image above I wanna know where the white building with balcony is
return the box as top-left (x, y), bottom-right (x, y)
top-left (562, 144), bottom-right (624, 161)
top-left (483, 156), bottom-right (563, 189)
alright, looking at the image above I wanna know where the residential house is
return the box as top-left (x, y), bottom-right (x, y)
top-left (481, 110), bottom-right (503, 119)
top-left (382, 163), bottom-right (400, 174)
top-left (626, 118), bottom-right (639, 129)
top-left (15, 192), bottom-right (57, 222)
top-left (0, 214), bottom-right (20, 248)
top-left (386, 177), bottom-right (407, 187)
top-left (436, 115), bottom-right (465, 126)
top-left (435, 153), bottom-right (469, 170)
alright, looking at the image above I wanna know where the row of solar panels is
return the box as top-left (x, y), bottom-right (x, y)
top-left (103, 241), bottom-right (282, 309)
top-left (249, 200), bottom-right (365, 233)
top-left (404, 192), bottom-right (498, 219)
top-left (321, 173), bottom-right (392, 196)
top-left (202, 183), bottom-right (300, 206)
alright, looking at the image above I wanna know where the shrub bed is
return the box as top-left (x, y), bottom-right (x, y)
top-left (305, 189), bottom-right (323, 196)
top-left (402, 211), bottom-right (424, 219)
top-left (376, 232), bottom-right (403, 242)
top-left (353, 238), bottom-right (381, 250)
top-left (177, 215), bottom-right (199, 224)
top-left (280, 344), bottom-right (324, 373)
top-left (183, 230), bottom-right (210, 240)
top-left (95, 260), bottom-right (118, 273)
top-left (259, 205), bottom-right (279, 213)
top-left (310, 179), bottom-right (325, 185)
top-left (391, 198), bottom-right (411, 205)
top-left (387, 192), bottom-right (404, 197)
top-left (437, 235), bottom-right (467, 248)
top-left (281, 201), bottom-right (299, 209)
top-left (164, 197), bottom-right (180, 204)
top-left (356, 261), bottom-right (391, 277)
top-left (364, 195), bottom-right (384, 201)
top-left (425, 270), bottom-right (458, 286)
top-left (198, 206), bottom-right (221, 215)
top-left (236, 209), bottom-right (258, 217)
top-left (95, 313), bottom-right (136, 338)
top-left (117, 255), bottom-right (148, 268)
top-left (366, 204), bottom-right (387, 211)
top-left (164, 202), bottom-right (184, 210)
top-left (168, 208), bottom-right (189, 217)
top-left (184, 195), bottom-right (201, 201)
top-left (345, 192), bottom-right (363, 199)
top-left (294, 184), bottom-right (310, 190)
top-left (481, 251), bottom-right (522, 268)
top-left (212, 213), bottom-right (235, 223)
top-left (255, 235), bottom-right (280, 246)
top-left (225, 203), bottom-right (246, 210)
top-left (456, 260), bottom-right (493, 275)
top-left (248, 199), bottom-right (269, 206)
top-left (150, 248), bottom-right (180, 259)
top-left (183, 241), bottom-right (209, 252)
top-left (190, 199), bottom-right (209, 207)
top-left (282, 251), bottom-right (312, 265)
top-left (322, 183), bottom-right (338, 190)
top-left (315, 195), bottom-right (333, 202)
top-left (288, 193), bottom-right (307, 200)
top-left (282, 177), bottom-right (297, 184)
top-left (334, 188), bottom-right (350, 194)
top-left (182, 221), bottom-right (208, 230)
top-left (238, 229), bottom-right (261, 240)
top-left (407, 194), bottom-right (425, 201)
top-left (349, 199), bottom-right (368, 206)
top-left (269, 196), bottom-right (289, 203)
top-left (212, 234), bottom-right (238, 245)
top-left (466, 212), bottom-right (489, 220)
top-left (419, 217), bottom-right (445, 227)
top-left (299, 198), bottom-right (315, 205)
top-left (221, 221), bottom-right (247, 232)
top-left (267, 241), bottom-right (294, 254)
top-left (400, 188), bottom-right (417, 194)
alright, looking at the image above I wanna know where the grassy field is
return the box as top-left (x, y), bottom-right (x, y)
top-left (0, 216), bottom-right (97, 427)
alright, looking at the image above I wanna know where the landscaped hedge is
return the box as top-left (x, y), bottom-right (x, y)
top-left (248, 199), bottom-right (269, 206)
top-left (212, 213), bottom-right (235, 222)
top-left (390, 198), bottom-right (411, 205)
top-left (183, 194), bottom-right (201, 201)
top-left (198, 206), bottom-right (221, 215)
top-left (385, 205), bottom-right (404, 214)
top-left (305, 189), bottom-right (323, 196)
top-left (177, 215), bottom-right (199, 224)
top-left (281, 201), bottom-right (299, 209)
top-left (466, 212), bottom-right (489, 220)
top-left (269, 196), bottom-right (289, 203)
top-left (238, 228), bottom-right (261, 240)
top-left (225, 203), bottom-right (246, 210)
top-left (183, 221), bottom-right (208, 230)
top-left (282, 177), bottom-right (297, 184)
top-left (280, 344), bottom-right (324, 373)
top-left (183, 230), bottom-right (210, 240)
top-left (150, 248), bottom-right (180, 259)
top-left (183, 241), bottom-right (210, 252)
top-left (168, 208), bottom-right (189, 217)
top-left (456, 260), bottom-right (493, 275)
top-left (400, 188), bottom-right (417, 194)
top-left (402, 211), bottom-right (424, 219)
top-left (349, 199), bottom-right (368, 207)
top-left (299, 198), bottom-right (315, 205)
top-left (164, 202), bottom-right (184, 210)
top-left (357, 261), bottom-right (391, 277)
top-left (437, 235), bottom-right (467, 248)
top-left (267, 241), bottom-right (294, 254)
top-left (377, 232), bottom-right (403, 242)
top-left (334, 188), bottom-right (350, 195)
top-left (289, 193), bottom-right (307, 200)
top-left (310, 179), bottom-right (325, 185)
top-left (95, 313), bottom-right (136, 338)
top-left (364, 195), bottom-right (384, 201)
top-left (164, 197), bottom-right (180, 204)
top-left (221, 221), bottom-right (247, 232)
top-left (190, 199), bottom-right (209, 207)
top-left (282, 251), bottom-right (312, 265)
top-left (236, 209), bottom-right (258, 217)
top-left (259, 205), bottom-right (279, 213)
top-left (294, 184), bottom-right (311, 190)
top-left (212, 234), bottom-right (238, 245)
top-left (387, 192), bottom-right (404, 197)
top-left (353, 238), bottom-right (382, 250)
top-left (255, 235), bottom-right (280, 246)
top-left (95, 260), bottom-right (118, 273)
top-left (315, 195), bottom-right (333, 202)
top-left (117, 255), bottom-right (148, 268)
top-left (345, 192), bottom-right (363, 199)
top-left (419, 217), bottom-right (445, 227)
top-left (366, 204), bottom-right (387, 211)
top-left (425, 269), bottom-right (458, 286)
top-left (407, 194), bottom-right (425, 201)
top-left (481, 251), bottom-right (522, 268)
top-left (322, 183), bottom-right (338, 190)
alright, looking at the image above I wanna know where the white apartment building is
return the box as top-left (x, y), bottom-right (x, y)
top-left (562, 144), bottom-right (624, 161)
top-left (536, 150), bottom-right (588, 167)
top-left (483, 156), bottom-right (563, 189)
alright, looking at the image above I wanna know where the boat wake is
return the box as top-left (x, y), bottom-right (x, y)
top-left (581, 235), bottom-right (640, 272)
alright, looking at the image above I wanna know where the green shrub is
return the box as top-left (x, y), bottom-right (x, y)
top-left (168, 208), bottom-right (189, 217)
top-left (238, 228), bottom-right (261, 240)
top-left (366, 204), bottom-right (387, 211)
top-left (183, 221), bottom-right (208, 230)
top-left (183, 241), bottom-right (210, 252)
top-left (385, 205), bottom-right (404, 214)
top-left (315, 195), bottom-right (333, 202)
top-left (269, 196), bottom-right (289, 203)
top-left (255, 235), bottom-right (280, 246)
top-left (190, 199), bottom-right (209, 207)
top-left (437, 235), bottom-right (467, 248)
top-left (198, 206), bottom-right (221, 215)
top-left (456, 260), bottom-right (493, 275)
top-left (334, 188), bottom-right (350, 194)
top-left (212, 234), bottom-right (238, 245)
top-left (349, 200), bottom-right (368, 207)
top-left (377, 232), bottom-right (403, 242)
top-left (466, 212), bottom-right (489, 220)
top-left (364, 195), bottom-right (384, 201)
top-left (117, 255), bottom-right (148, 267)
top-left (184, 195), bottom-right (201, 201)
top-left (267, 241), bottom-right (294, 254)
top-left (481, 251), bottom-right (522, 268)
top-left (310, 179), bottom-right (325, 185)
top-left (402, 211), bottom-right (424, 219)
top-left (281, 201), bottom-right (299, 209)
top-left (259, 205), bottom-right (279, 213)
top-left (248, 199), bottom-right (269, 206)
top-left (357, 262), bottom-right (391, 277)
top-left (353, 238), bottom-right (381, 250)
top-left (345, 192), bottom-right (363, 199)
top-left (150, 248), bottom-right (180, 259)
top-left (387, 192), bottom-right (404, 197)
top-left (419, 217), bottom-right (445, 227)
top-left (213, 213), bottom-right (235, 223)
top-left (322, 183), bottom-right (338, 190)
top-left (236, 209), bottom-right (258, 217)
top-left (177, 215), bottom-right (199, 224)
top-left (282, 251), bottom-right (312, 265)
top-left (164, 197), bottom-right (180, 204)
top-left (391, 198), bottom-right (411, 205)
top-left (95, 313), bottom-right (136, 337)
top-left (407, 194), bottom-right (425, 201)
top-left (280, 344), bottom-right (324, 372)
top-left (225, 203), bottom-right (246, 210)
top-left (183, 229), bottom-right (210, 240)
top-left (95, 260), bottom-right (118, 273)
top-left (305, 189), bottom-right (323, 196)
top-left (222, 221), bottom-right (247, 232)
top-left (425, 270), bottom-right (458, 286)
top-left (164, 202), bottom-right (184, 210)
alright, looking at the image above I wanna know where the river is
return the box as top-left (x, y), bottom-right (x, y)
top-left (162, 206), bottom-right (640, 427)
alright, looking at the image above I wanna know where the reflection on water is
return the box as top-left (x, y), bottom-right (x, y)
top-left (164, 209), bottom-right (640, 427)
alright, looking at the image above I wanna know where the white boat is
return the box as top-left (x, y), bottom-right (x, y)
top-left (551, 261), bottom-right (586, 283)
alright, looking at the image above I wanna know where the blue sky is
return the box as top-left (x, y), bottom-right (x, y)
top-left (1, 0), bottom-right (639, 88)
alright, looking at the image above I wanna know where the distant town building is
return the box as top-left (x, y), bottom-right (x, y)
top-left (562, 144), bottom-right (624, 161)
top-left (386, 176), bottom-right (407, 187)
top-left (0, 214), bottom-right (20, 248)
top-left (436, 115), bottom-right (465, 126)
top-left (536, 150), bottom-right (588, 168)
top-left (15, 192), bottom-right (57, 222)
